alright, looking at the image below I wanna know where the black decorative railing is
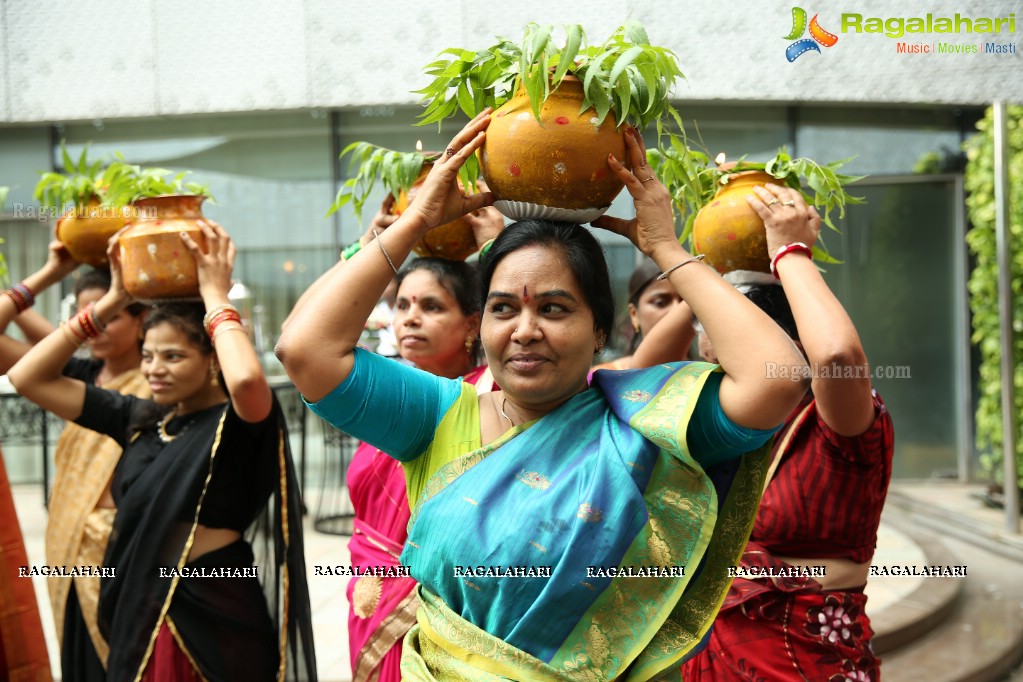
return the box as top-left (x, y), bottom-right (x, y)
top-left (2, 381), bottom-right (357, 535)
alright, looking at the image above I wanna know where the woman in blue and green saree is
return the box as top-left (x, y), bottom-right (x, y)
top-left (277, 112), bottom-right (810, 681)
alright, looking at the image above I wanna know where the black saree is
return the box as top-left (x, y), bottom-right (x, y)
top-left (75, 388), bottom-right (316, 682)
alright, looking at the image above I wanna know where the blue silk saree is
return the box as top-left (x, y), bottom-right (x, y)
top-left (308, 351), bottom-right (773, 681)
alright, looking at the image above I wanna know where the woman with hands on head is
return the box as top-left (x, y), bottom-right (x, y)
top-left (277, 111), bottom-right (808, 681)
top-left (682, 182), bottom-right (894, 682)
top-left (8, 225), bottom-right (315, 681)
top-left (3, 240), bottom-right (151, 680)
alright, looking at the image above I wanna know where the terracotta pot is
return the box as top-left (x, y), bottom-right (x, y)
top-left (54, 199), bottom-right (134, 267)
top-left (118, 195), bottom-right (210, 301)
top-left (692, 171), bottom-right (786, 274)
top-left (479, 76), bottom-right (628, 223)
top-left (392, 162), bottom-right (478, 261)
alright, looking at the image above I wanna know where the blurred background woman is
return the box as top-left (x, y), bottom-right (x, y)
top-left (2, 243), bottom-right (148, 680)
top-left (346, 254), bottom-right (492, 682)
top-left (595, 258), bottom-right (694, 371)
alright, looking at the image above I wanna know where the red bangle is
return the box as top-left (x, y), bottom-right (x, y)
top-left (770, 242), bottom-right (812, 279)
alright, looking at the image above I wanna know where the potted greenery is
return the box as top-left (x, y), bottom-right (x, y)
top-left (106, 159), bottom-right (215, 301)
top-left (33, 145), bottom-right (136, 267)
top-left (649, 138), bottom-right (864, 274)
top-left (328, 142), bottom-right (482, 261)
top-left (414, 21), bottom-right (685, 222)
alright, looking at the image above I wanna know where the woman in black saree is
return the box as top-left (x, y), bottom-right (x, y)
top-left (8, 224), bottom-right (316, 682)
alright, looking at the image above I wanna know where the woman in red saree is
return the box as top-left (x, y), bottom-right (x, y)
top-left (681, 183), bottom-right (894, 682)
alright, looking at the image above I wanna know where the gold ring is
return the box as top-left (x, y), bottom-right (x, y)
top-left (782, 200), bottom-right (797, 206)
top-left (445, 147), bottom-right (455, 158)
top-left (767, 198), bottom-right (780, 206)
top-left (641, 176), bottom-right (656, 183)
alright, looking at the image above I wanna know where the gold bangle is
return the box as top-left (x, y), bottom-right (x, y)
top-left (60, 321), bottom-right (85, 347)
top-left (212, 323), bottom-right (248, 342)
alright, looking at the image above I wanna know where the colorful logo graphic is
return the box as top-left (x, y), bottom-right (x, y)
top-left (785, 7), bottom-right (839, 61)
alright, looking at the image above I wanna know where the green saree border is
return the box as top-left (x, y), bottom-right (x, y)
top-left (549, 363), bottom-right (718, 680)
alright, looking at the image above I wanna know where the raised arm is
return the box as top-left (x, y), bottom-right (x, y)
top-left (276, 111), bottom-right (494, 402)
top-left (749, 184), bottom-right (875, 436)
top-left (1, 240), bottom-right (78, 373)
top-left (6, 244), bottom-right (119, 420)
top-left (592, 128), bottom-right (808, 430)
top-left (625, 300), bottom-right (696, 369)
top-left (181, 223), bottom-right (272, 424)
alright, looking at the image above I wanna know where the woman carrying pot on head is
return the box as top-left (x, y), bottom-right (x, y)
top-left (3, 244), bottom-right (150, 680)
top-left (8, 226), bottom-right (316, 682)
top-left (680, 184), bottom-right (894, 682)
top-left (276, 111), bottom-right (809, 681)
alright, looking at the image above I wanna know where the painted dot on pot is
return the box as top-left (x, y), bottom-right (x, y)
top-left (555, 116), bottom-right (570, 125)
top-left (727, 233), bottom-right (737, 241)
top-left (592, 168), bottom-right (607, 180)
top-left (509, 164), bottom-right (521, 177)
top-left (553, 162), bottom-right (566, 174)
top-left (711, 201), bottom-right (720, 208)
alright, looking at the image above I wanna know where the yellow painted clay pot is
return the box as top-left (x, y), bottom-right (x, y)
top-left (392, 163), bottom-right (478, 261)
top-left (118, 195), bottom-right (210, 301)
top-left (479, 76), bottom-right (628, 223)
top-left (54, 199), bottom-right (134, 267)
top-left (692, 171), bottom-right (786, 274)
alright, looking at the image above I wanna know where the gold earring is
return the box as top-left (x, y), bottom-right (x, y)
top-left (209, 361), bottom-right (219, 387)
top-left (633, 323), bottom-right (641, 334)
top-left (465, 336), bottom-right (474, 353)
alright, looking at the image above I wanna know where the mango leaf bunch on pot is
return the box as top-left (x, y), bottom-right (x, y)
top-left (33, 144), bottom-right (137, 267)
top-left (101, 158), bottom-right (215, 302)
top-left (649, 137), bottom-right (865, 277)
top-left (327, 142), bottom-right (484, 261)
top-left (413, 21), bottom-right (685, 222)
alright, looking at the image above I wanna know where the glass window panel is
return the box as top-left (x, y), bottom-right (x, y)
top-left (822, 178), bottom-right (963, 479)
top-left (796, 106), bottom-right (983, 176)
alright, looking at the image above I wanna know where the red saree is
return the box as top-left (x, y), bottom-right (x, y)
top-left (345, 365), bottom-right (489, 682)
top-left (0, 447), bottom-right (53, 682)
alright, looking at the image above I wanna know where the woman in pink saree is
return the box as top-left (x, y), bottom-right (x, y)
top-left (344, 252), bottom-right (496, 682)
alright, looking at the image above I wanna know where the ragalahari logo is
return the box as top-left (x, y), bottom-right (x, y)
top-left (785, 7), bottom-right (839, 61)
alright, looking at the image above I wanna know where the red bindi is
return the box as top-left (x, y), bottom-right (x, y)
top-left (522, 286), bottom-right (530, 303)
top-left (411, 295), bottom-right (417, 303)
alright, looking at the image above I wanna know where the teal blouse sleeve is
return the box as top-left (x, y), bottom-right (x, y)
top-left (304, 348), bottom-right (463, 462)
top-left (687, 372), bottom-right (781, 467)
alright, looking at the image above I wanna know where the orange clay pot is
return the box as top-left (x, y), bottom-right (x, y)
top-left (692, 171), bottom-right (786, 274)
top-left (479, 75), bottom-right (628, 223)
top-left (54, 198), bottom-right (134, 267)
top-left (118, 195), bottom-right (210, 301)
top-left (392, 162), bottom-right (478, 261)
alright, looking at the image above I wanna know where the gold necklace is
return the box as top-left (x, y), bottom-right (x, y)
top-left (157, 409), bottom-right (179, 443)
top-left (499, 396), bottom-right (525, 427)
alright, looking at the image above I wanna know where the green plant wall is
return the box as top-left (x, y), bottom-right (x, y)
top-left (964, 105), bottom-right (1023, 490)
